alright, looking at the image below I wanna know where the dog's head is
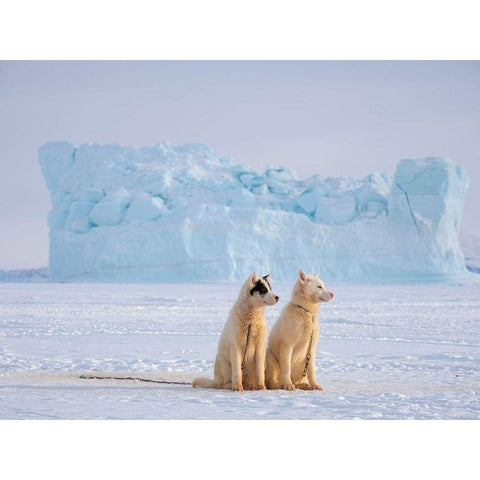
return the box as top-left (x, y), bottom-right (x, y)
top-left (295, 269), bottom-right (334, 304)
top-left (246, 273), bottom-right (279, 307)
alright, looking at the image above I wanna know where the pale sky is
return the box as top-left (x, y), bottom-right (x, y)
top-left (1, 60), bottom-right (479, 269)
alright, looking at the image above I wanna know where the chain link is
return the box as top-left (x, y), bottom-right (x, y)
top-left (79, 375), bottom-right (190, 385)
top-left (241, 324), bottom-right (252, 371)
top-left (301, 328), bottom-right (314, 377)
top-left (295, 304), bottom-right (315, 378)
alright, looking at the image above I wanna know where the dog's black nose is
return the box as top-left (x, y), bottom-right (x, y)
top-left (274, 295), bottom-right (279, 302)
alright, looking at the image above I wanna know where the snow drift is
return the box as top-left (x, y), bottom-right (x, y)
top-left (39, 141), bottom-right (469, 282)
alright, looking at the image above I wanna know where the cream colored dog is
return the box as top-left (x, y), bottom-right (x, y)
top-left (192, 273), bottom-right (279, 391)
top-left (265, 270), bottom-right (334, 391)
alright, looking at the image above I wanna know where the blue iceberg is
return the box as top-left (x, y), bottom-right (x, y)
top-left (39, 141), bottom-right (470, 282)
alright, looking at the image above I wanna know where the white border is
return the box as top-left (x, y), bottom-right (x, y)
top-left (1, 0), bottom-right (479, 60)
top-left (1, 420), bottom-right (478, 479)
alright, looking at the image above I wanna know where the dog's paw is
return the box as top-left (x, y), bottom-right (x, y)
top-left (232, 384), bottom-right (244, 392)
top-left (295, 383), bottom-right (313, 390)
top-left (266, 383), bottom-right (281, 390)
top-left (312, 384), bottom-right (323, 391)
top-left (254, 384), bottom-right (266, 391)
top-left (281, 383), bottom-right (295, 391)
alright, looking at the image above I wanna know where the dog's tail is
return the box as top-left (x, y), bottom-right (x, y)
top-left (192, 377), bottom-right (219, 389)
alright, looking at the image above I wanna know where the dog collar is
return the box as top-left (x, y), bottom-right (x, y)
top-left (295, 304), bottom-right (315, 316)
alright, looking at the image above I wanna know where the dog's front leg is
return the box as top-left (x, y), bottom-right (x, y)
top-left (306, 348), bottom-right (323, 390)
top-left (230, 347), bottom-right (244, 392)
top-left (254, 343), bottom-right (266, 390)
top-left (278, 345), bottom-right (295, 391)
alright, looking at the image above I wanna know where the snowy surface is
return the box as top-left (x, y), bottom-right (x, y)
top-left (1, 282), bottom-right (479, 419)
top-left (39, 141), bottom-right (469, 282)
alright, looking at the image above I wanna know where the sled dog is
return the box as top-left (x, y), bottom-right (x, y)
top-left (192, 273), bottom-right (279, 391)
top-left (265, 270), bottom-right (334, 391)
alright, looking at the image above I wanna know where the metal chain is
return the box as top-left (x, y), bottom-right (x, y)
top-left (79, 375), bottom-right (190, 385)
top-left (241, 323), bottom-right (252, 371)
top-left (302, 329), bottom-right (314, 377)
top-left (295, 304), bottom-right (315, 378)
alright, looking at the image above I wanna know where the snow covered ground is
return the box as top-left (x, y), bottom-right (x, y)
top-left (1, 282), bottom-right (479, 419)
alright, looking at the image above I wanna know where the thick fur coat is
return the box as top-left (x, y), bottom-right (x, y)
top-left (193, 273), bottom-right (279, 391)
top-left (265, 270), bottom-right (334, 390)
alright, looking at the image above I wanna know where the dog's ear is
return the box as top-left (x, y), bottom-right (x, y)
top-left (249, 273), bottom-right (258, 285)
top-left (298, 269), bottom-right (308, 283)
top-left (263, 273), bottom-right (271, 282)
